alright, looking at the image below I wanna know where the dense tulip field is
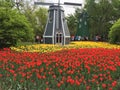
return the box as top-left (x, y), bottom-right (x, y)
top-left (0, 42), bottom-right (120, 90)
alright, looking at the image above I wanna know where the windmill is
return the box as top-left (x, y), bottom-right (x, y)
top-left (76, 11), bottom-right (89, 40)
top-left (34, 0), bottom-right (82, 45)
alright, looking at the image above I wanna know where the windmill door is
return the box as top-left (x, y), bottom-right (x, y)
top-left (56, 32), bottom-right (63, 44)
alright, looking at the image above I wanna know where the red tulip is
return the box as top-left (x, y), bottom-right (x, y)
top-left (102, 83), bottom-right (107, 88)
top-left (112, 81), bottom-right (117, 87)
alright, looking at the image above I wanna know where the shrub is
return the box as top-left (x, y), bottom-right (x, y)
top-left (108, 19), bottom-right (120, 44)
top-left (0, 8), bottom-right (34, 48)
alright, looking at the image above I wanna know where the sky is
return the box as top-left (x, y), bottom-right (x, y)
top-left (35, 0), bottom-right (85, 16)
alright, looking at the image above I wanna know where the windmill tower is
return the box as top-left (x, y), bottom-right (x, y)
top-left (34, 0), bottom-right (82, 45)
top-left (76, 11), bottom-right (89, 40)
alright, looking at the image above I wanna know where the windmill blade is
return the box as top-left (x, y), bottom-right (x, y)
top-left (34, 2), bottom-right (55, 5)
top-left (64, 2), bottom-right (82, 6)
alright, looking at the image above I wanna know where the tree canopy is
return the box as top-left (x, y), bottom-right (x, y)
top-left (0, 1), bottom-right (34, 48)
top-left (66, 0), bottom-right (120, 41)
top-left (0, 0), bottom-right (48, 48)
top-left (66, 14), bottom-right (77, 35)
top-left (21, 0), bottom-right (48, 37)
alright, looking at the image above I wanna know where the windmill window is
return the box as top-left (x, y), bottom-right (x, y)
top-left (80, 19), bottom-right (82, 22)
top-left (79, 25), bottom-right (81, 28)
top-left (84, 21), bottom-right (87, 25)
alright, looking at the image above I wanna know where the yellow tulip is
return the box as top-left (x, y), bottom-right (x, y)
top-left (10, 41), bottom-right (120, 53)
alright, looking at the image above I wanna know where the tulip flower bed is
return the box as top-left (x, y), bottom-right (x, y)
top-left (0, 48), bottom-right (120, 90)
top-left (10, 41), bottom-right (120, 53)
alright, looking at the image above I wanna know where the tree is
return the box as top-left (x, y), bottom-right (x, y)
top-left (66, 14), bottom-right (77, 35)
top-left (35, 7), bottom-right (48, 36)
top-left (22, 0), bottom-right (47, 37)
top-left (111, 0), bottom-right (120, 21)
top-left (108, 19), bottom-right (120, 44)
top-left (0, 4), bottom-right (34, 48)
top-left (84, 0), bottom-right (120, 40)
top-left (0, 0), bottom-right (14, 8)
